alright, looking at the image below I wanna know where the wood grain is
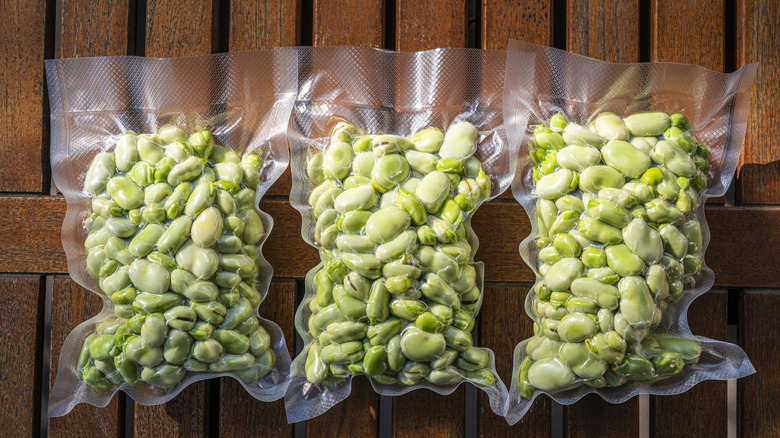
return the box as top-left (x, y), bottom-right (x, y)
top-left (481, 0), bottom-right (553, 49)
top-left (48, 277), bottom-right (123, 437)
top-left (229, 0), bottom-right (300, 51)
top-left (0, 0), bottom-right (51, 192)
top-left (219, 280), bottom-right (296, 437)
top-left (739, 290), bottom-right (780, 437)
top-left (60, 0), bottom-right (133, 58)
top-left (3, 197), bottom-right (780, 287)
top-left (313, 0), bottom-right (384, 47)
top-left (145, 0), bottom-right (217, 57)
top-left (306, 377), bottom-right (379, 437)
top-left (134, 381), bottom-right (210, 437)
top-left (737, 0), bottom-right (780, 204)
top-left (393, 388), bottom-right (465, 437)
top-left (568, 0), bottom-right (639, 62)
top-left (650, 290), bottom-right (728, 437)
top-left (0, 276), bottom-right (44, 436)
top-left (260, 199), bottom-right (321, 278)
top-left (564, 395), bottom-right (639, 438)
top-left (0, 196), bottom-right (67, 273)
top-left (395, 0), bottom-right (466, 52)
top-left (651, 0), bottom-right (725, 71)
top-left (479, 284), bottom-right (551, 436)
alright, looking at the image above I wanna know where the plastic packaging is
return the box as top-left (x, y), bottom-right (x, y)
top-left (285, 46), bottom-right (515, 422)
top-left (503, 40), bottom-right (757, 424)
top-left (46, 50), bottom-right (296, 416)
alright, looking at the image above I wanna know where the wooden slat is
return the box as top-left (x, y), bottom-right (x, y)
top-left (0, 276), bottom-right (44, 436)
top-left (650, 290), bottom-right (728, 437)
top-left (567, 0), bottom-right (639, 62)
top-left (219, 280), bottom-right (296, 437)
top-left (229, 0), bottom-right (299, 50)
top-left (4, 197), bottom-right (780, 287)
top-left (652, 0), bottom-right (727, 204)
top-left (479, 284), bottom-right (551, 436)
top-left (145, 0), bottom-right (217, 57)
top-left (134, 382), bottom-right (209, 437)
top-left (261, 199), bottom-right (321, 278)
top-left (739, 290), bottom-right (780, 437)
top-left (393, 388), bottom-right (465, 437)
top-left (564, 395), bottom-right (639, 438)
top-left (651, 0), bottom-right (724, 71)
top-left (0, 0), bottom-right (50, 192)
top-left (395, 0), bottom-right (466, 51)
top-left (312, 0), bottom-right (384, 47)
top-left (228, 0), bottom-right (297, 198)
top-left (60, 0), bottom-right (133, 57)
top-left (48, 277), bottom-right (123, 437)
top-left (306, 377), bottom-right (379, 438)
top-left (481, 0), bottom-right (553, 49)
top-left (737, 0), bottom-right (780, 204)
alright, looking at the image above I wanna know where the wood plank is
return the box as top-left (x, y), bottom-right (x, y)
top-left (219, 280), bottom-right (296, 437)
top-left (652, 0), bottom-right (727, 204)
top-left (134, 382), bottom-right (210, 437)
top-left (145, 0), bottom-right (217, 57)
top-left (567, 0), bottom-right (639, 62)
top-left (260, 199), bottom-right (321, 278)
top-left (651, 0), bottom-right (724, 71)
top-left (393, 388), bottom-right (465, 437)
top-left (650, 290), bottom-right (728, 437)
top-left (0, 276), bottom-right (44, 436)
top-left (312, 0), bottom-right (384, 47)
top-left (479, 284), bottom-right (551, 436)
top-left (48, 277), bottom-right (123, 437)
top-left (60, 0), bottom-right (133, 57)
top-left (0, 196), bottom-right (69, 274)
top-left (0, 0), bottom-right (51, 192)
top-left (737, 0), bottom-right (780, 204)
top-left (4, 197), bottom-right (780, 287)
top-left (564, 395), bottom-right (639, 438)
top-left (481, 0), bottom-right (553, 49)
top-left (306, 377), bottom-right (379, 438)
top-left (395, 0), bottom-right (466, 52)
top-left (740, 290), bottom-right (780, 437)
top-left (228, 0), bottom-right (298, 197)
top-left (229, 0), bottom-right (299, 51)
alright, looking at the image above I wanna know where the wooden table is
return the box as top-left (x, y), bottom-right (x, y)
top-left (2, 0), bottom-right (778, 436)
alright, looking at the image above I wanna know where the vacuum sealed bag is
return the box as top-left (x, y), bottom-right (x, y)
top-left (285, 46), bottom-right (516, 422)
top-left (503, 40), bottom-right (757, 424)
top-left (46, 50), bottom-right (296, 416)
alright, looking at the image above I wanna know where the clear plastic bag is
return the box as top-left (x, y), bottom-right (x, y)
top-left (46, 50), bottom-right (296, 416)
top-left (285, 46), bottom-right (515, 422)
top-left (503, 40), bottom-right (757, 425)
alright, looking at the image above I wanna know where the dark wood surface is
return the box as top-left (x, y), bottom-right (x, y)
top-left (737, 0), bottom-right (780, 204)
top-left (0, 276), bottom-right (44, 436)
top-left (1, 0), bottom-right (777, 436)
top-left (568, 0), bottom-right (639, 62)
top-left (740, 290), bottom-right (780, 437)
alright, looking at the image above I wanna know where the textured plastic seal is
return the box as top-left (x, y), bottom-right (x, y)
top-left (503, 40), bottom-right (757, 425)
top-left (46, 49), bottom-right (296, 416)
top-left (285, 46), bottom-right (516, 423)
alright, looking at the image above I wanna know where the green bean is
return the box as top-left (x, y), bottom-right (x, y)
top-left (301, 121), bottom-right (495, 387)
top-left (77, 127), bottom-right (277, 392)
top-left (522, 112), bottom-right (706, 397)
